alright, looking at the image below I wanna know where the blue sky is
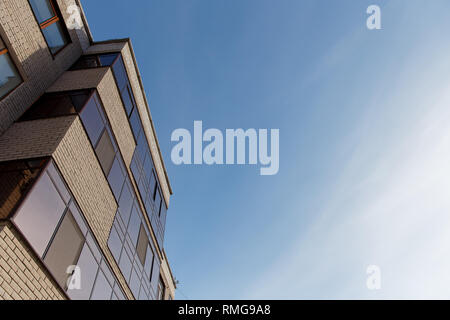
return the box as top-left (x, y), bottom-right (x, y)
top-left (82, 0), bottom-right (450, 299)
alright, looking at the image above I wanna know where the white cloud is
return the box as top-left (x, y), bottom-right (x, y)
top-left (244, 27), bottom-right (450, 299)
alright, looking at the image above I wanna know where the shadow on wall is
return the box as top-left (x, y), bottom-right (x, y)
top-left (0, 24), bottom-right (90, 136)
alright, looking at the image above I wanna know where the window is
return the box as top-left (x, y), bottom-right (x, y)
top-left (70, 53), bottom-right (119, 71)
top-left (13, 170), bottom-right (66, 256)
top-left (96, 130), bottom-right (116, 176)
top-left (28, 0), bottom-right (70, 55)
top-left (136, 224), bottom-right (149, 266)
top-left (108, 158), bottom-right (125, 201)
top-left (0, 159), bottom-right (46, 219)
top-left (154, 187), bottom-right (162, 216)
top-left (0, 37), bottom-right (22, 99)
top-left (43, 210), bottom-right (85, 289)
top-left (80, 94), bottom-right (106, 145)
top-left (6, 159), bottom-right (125, 300)
top-left (67, 242), bottom-right (98, 300)
top-left (90, 270), bottom-right (113, 300)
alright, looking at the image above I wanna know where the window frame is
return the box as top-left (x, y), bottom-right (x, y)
top-left (0, 37), bottom-right (23, 100)
top-left (7, 158), bottom-right (126, 300)
top-left (28, 0), bottom-right (71, 57)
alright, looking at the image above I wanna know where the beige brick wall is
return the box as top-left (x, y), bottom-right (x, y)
top-left (45, 67), bottom-right (137, 166)
top-left (0, 0), bottom-right (89, 135)
top-left (85, 41), bottom-right (172, 207)
top-left (0, 116), bottom-right (76, 163)
top-left (0, 115), bottom-right (134, 299)
top-left (53, 117), bottom-right (134, 299)
top-left (46, 68), bottom-right (109, 92)
top-left (85, 42), bottom-right (126, 55)
top-left (0, 221), bottom-right (66, 300)
top-left (97, 69), bottom-right (136, 165)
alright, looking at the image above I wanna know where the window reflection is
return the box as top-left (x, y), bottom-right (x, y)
top-left (8, 159), bottom-right (125, 300)
top-left (90, 270), bottom-right (113, 300)
top-left (13, 170), bottom-right (66, 256)
top-left (67, 243), bottom-right (98, 300)
top-left (0, 48), bottom-right (22, 99)
top-left (28, 0), bottom-right (69, 55)
top-left (43, 210), bottom-right (85, 289)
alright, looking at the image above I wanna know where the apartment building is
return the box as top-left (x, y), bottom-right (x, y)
top-left (0, 0), bottom-right (176, 300)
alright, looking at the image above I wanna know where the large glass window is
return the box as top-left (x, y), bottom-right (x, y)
top-left (136, 224), bottom-right (149, 266)
top-left (96, 130), bottom-right (116, 176)
top-left (10, 160), bottom-right (125, 300)
top-left (0, 37), bottom-right (22, 99)
top-left (43, 210), bottom-right (84, 289)
top-left (108, 199), bottom-right (160, 299)
top-left (0, 159), bottom-right (46, 219)
top-left (14, 169), bottom-right (66, 256)
top-left (28, 0), bottom-right (70, 55)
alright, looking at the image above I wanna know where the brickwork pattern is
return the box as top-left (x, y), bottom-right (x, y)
top-left (46, 68), bottom-right (109, 93)
top-left (0, 0), bottom-right (89, 135)
top-left (97, 69), bottom-right (136, 166)
top-left (53, 117), bottom-right (133, 299)
top-left (0, 116), bottom-right (76, 163)
top-left (0, 221), bottom-right (66, 300)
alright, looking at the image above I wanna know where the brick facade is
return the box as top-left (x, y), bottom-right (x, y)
top-left (0, 222), bottom-right (66, 300)
top-left (0, 0), bottom-right (176, 300)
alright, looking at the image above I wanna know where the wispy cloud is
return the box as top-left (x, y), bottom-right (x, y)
top-left (244, 23), bottom-right (450, 299)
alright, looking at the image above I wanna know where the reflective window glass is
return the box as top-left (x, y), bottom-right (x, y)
top-left (13, 172), bottom-right (66, 256)
top-left (80, 96), bottom-right (105, 146)
top-left (108, 158), bottom-right (125, 201)
top-left (127, 205), bottom-right (141, 246)
top-left (129, 269), bottom-right (141, 298)
top-left (0, 52), bottom-right (22, 99)
top-left (136, 224), bottom-right (148, 266)
top-left (154, 188), bottom-right (161, 212)
top-left (118, 249), bottom-right (133, 281)
top-left (129, 109), bottom-right (142, 140)
top-left (118, 182), bottom-right (133, 224)
top-left (149, 171), bottom-right (157, 199)
top-left (107, 226), bottom-right (122, 261)
top-left (112, 56), bottom-right (127, 92)
top-left (114, 284), bottom-right (126, 300)
top-left (69, 201), bottom-right (88, 237)
top-left (67, 243), bottom-right (98, 300)
top-left (95, 130), bottom-right (116, 176)
top-left (46, 162), bottom-right (70, 204)
top-left (121, 85), bottom-right (134, 116)
top-left (42, 20), bottom-right (68, 54)
top-left (28, 0), bottom-right (54, 24)
top-left (43, 211), bottom-right (85, 289)
top-left (144, 244), bottom-right (154, 280)
top-left (99, 53), bottom-right (118, 66)
top-left (90, 270), bottom-right (113, 300)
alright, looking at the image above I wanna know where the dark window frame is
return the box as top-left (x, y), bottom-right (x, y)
top-left (28, 0), bottom-right (71, 57)
top-left (6, 158), bottom-right (126, 299)
top-left (0, 36), bottom-right (23, 101)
